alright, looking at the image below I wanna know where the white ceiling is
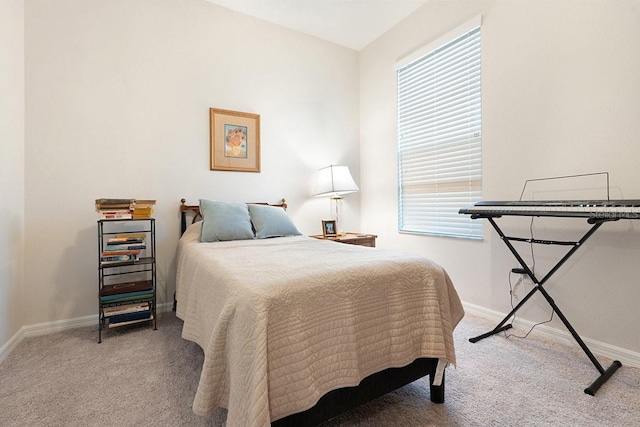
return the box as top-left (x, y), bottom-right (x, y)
top-left (204, 0), bottom-right (428, 51)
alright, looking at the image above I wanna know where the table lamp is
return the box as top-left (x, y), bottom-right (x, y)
top-left (313, 165), bottom-right (359, 234)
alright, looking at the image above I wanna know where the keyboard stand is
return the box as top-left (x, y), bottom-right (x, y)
top-left (469, 215), bottom-right (622, 395)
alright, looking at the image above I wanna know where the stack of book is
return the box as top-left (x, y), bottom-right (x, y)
top-left (95, 198), bottom-right (134, 220)
top-left (100, 280), bottom-right (154, 327)
top-left (95, 198), bottom-right (156, 220)
top-left (100, 233), bottom-right (147, 265)
top-left (132, 199), bottom-right (156, 219)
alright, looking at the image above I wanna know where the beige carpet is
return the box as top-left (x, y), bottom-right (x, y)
top-left (0, 311), bottom-right (638, 426)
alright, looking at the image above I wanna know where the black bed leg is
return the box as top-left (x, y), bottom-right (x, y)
top-left (429, 370), bottom-right (445, 403)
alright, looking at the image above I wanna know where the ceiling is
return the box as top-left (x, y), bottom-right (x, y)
top-left (204, 0), bottom-right (428, 51)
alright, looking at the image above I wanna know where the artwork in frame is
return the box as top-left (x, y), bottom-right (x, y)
top-left (322, 220), bottom-right (337, 237)
top-left (210, 108), bottom-right (261, 172)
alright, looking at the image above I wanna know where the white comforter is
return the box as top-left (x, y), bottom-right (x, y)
top-left (176, 223), bottom-right (464, 427)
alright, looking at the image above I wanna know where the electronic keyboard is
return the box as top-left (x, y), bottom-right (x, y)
top-left (459, 200), bottom-right (640, 220)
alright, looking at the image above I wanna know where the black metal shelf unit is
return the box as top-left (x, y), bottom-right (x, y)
top-left (97, 218), bottom-right (157, 343)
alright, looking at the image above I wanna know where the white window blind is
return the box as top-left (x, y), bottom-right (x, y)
top-left (397, 17), bottom-right (482, 239)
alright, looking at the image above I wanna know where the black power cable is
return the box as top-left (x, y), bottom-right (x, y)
top-left (504, 217), bottom-right (554, 339)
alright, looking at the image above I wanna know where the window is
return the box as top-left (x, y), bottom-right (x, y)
top-left (397, 17), bottom-right (482, 239)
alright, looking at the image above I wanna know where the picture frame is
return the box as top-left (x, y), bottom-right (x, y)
top-left (322, 220), bottom-right (337, 237)
top-left (210, 108), bottom-right (260, 172)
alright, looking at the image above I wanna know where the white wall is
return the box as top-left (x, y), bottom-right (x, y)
top-left (13, 0), bottom-right (640, 360)
top-left (360, 0), bottom-right (640, 353)
top-left (0, 0), bottom-right (25, 352)
top-left (23, 0), bottom-right (359, 325)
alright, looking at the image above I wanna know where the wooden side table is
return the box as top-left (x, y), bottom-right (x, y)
top-left (310, 232), bottom-right (377, 248)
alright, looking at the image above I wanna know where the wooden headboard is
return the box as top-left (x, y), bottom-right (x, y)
top-left (180, 198), bottom-right (287, 235)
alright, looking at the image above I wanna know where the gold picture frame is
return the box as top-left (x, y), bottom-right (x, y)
top-left (210, 108), bottom-right (260, 172)
top-left (322, 219), bottom-right (337, 237)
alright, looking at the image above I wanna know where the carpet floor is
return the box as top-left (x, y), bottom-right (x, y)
top-left (0, 311), bottom-right (638, 426)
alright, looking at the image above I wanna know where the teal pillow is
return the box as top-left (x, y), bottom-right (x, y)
top-left (248, 204), bottom-right (302, 239)
top-left (199, 200), bottom-right (255, 242)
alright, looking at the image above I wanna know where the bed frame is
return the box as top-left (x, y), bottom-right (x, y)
top-left (177, 199), bottom-right (445, 426)
top-left (179, 198), bottom-right (289, 234)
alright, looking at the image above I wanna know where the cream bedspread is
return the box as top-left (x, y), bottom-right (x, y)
top-left (176, 223), bottom-right (464, 427)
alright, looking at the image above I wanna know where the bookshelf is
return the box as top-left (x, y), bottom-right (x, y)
top-left (97, 218), bottom-right (157, 343)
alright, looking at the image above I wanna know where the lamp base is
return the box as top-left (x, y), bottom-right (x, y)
top-left (330, 195), bottom-right (345, 234)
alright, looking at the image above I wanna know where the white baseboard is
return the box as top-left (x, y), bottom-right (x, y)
top-left (22, 314), bottom-right (97, 338)
top-left (462, 301), bottom-right (640, 368)
top-left (0, 327), bottom-right (26, 364)
top-left (0, 302), bottom-right (175, 364)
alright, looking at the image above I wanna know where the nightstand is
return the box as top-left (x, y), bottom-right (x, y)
top-left (310, 232), bottom-right (377, 248)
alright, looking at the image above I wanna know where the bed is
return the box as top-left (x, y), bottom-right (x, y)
top-left (175, 199), bottom-right (464, 426)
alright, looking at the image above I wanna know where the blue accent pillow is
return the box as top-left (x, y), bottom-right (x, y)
top-left (248, 204), bottom-right (302, 239)
top-left (199, 200), bottom-right (255, 242)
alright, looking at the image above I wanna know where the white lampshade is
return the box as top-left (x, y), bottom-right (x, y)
top-left (313, 165), bottom-right (359, 198)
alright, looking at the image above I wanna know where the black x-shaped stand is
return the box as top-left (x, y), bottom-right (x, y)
top-left (469, 215), bottom-right (622, 395)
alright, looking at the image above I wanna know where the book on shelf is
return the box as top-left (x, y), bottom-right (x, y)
top-left (100, 254), bottom-right (138, 264)
top-left (100, 249), bottom-right (141, 257)
top-left (101, 280), bottom-right (153, 296)
top-left (132, 205), bottom-right (154, 218)
top-left (113, 233), bottom-right (147, 239)
top-left (108, 314), bottom-right (154, 328)
top-left (132, 214), bottom-right (153, 220)
top-left (108, 309), bottom-right (152, 325)
top-left (99, 209), bottom-right (132, 215)
top-left (106, 239), bottom-right (145, 246)
top-left (103, 302), bottom-right (150, 317)
top-left (95, 198), bottom-right (135, 208)
top-left (105, 243), bottom-right (146, 251)
top-left (132, 200), bottom-right (156, 219)
top-left (101, 298), bottom-right (153, 308)
top-left (95, 198), bottom-right (135, 203)
top-left (103, 302), bottom-right (149, 316)
top-left (100, 212), bottom-right (133, 220)
top-left (100, 280), bottom-right (153, 296)
top-left (107, 233), bottom-right (147, 245)
top-left (100, 290), bottom-right (154, 304)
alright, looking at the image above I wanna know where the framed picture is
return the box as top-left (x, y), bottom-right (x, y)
top-left (322, 220), bottom-right (337, 237)
top-left (210, 108), bottom-right (260, 172)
